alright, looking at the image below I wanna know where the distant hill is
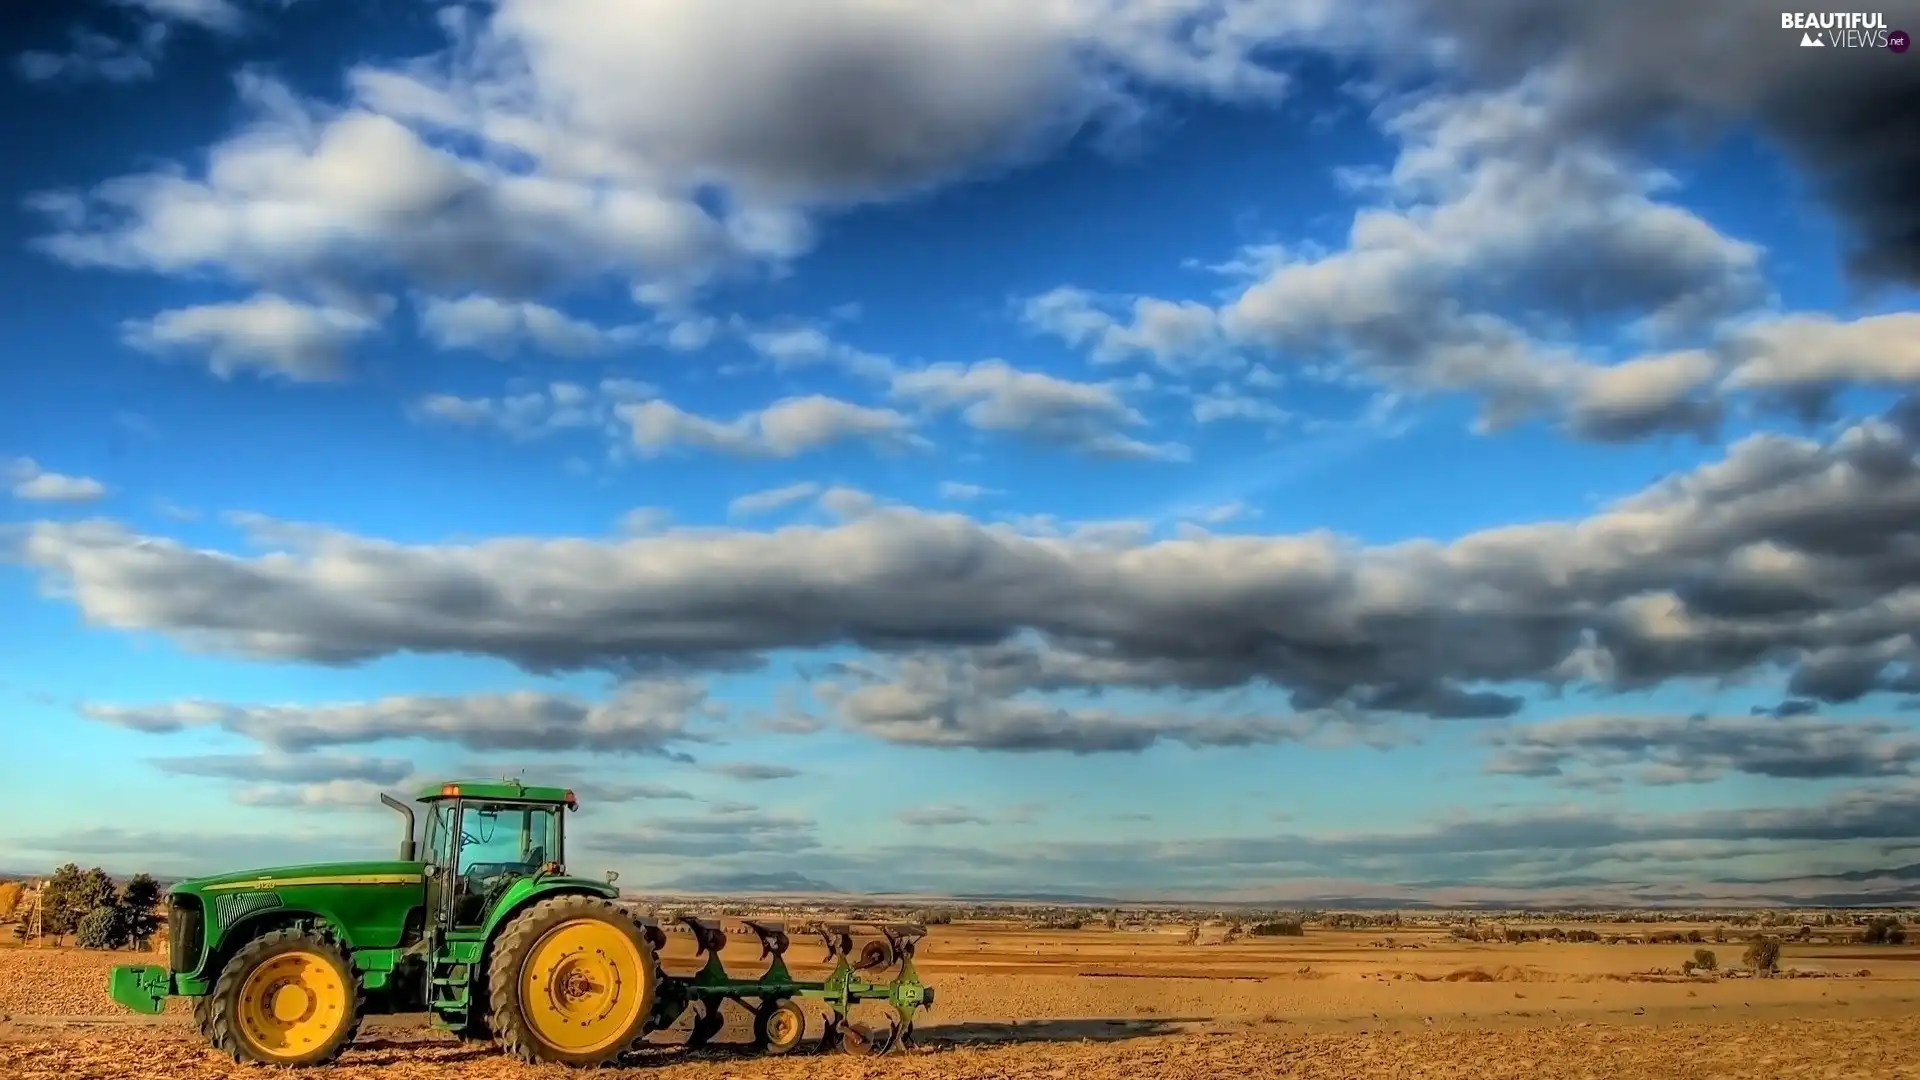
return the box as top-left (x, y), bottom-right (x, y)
top-left (658, 870), bottom-right (845, 894)
top-left (944, 890), bottom-right (1120, 905)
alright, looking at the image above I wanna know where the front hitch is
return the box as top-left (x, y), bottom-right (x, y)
top-left (108, 965), bottom-right (174, 1015)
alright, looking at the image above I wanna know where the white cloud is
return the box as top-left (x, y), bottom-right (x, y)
top-left (1722, 313), bottom-right (1920, 405)
top-left (891, 359), bottom-right (1187, 461)
top-left (619, 395), bottom-right (923, 459)
top-left (417, 295), bottom-right (641, 358)
top-left (27, 0), bottom-right (1303, 316)
top-left (409, 379), bottom-right (637, 440)
top-left (1022, 287), bottom-right (1230, 370)
top-left (729, 482), bottom-right (822, 517)
top-left (7, 459), bottom-right (108, 503)
top-left (741, 324), bottom-right (893, 379)
top-left (123, 293), bottom-right (380, 381)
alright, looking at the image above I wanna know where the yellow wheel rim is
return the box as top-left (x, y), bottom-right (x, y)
top-left (768, 1007), bottom-right (802, 1045)
top-left (235, 950), bottom-right (349, 1061)
top-left (520, 918), bottom-right (650, 1056)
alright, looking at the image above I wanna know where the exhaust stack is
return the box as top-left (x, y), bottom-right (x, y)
top-left (380, 793), bottom-right (417, 861)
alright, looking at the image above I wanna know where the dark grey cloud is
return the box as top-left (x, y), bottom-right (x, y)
top-left (776, 781), bottom-right (1920, 896)
top-left (80, 680), bottom-right (718, 757)
top-left (569, 780), bottom-right (697, 802)
top-left (707, 762), bottom-right (801, 781)
top-left (576, 808), bottom-right (818, 860)
top-left (15, 404), bottom-right (1920, 751)
top-left (817, 644), bottom-right (1342, 753)
top-left (28, 783), bottom-right (1920, 895)
top-left (1383, 0), bottom-right (1920, 284)
top-left (150, 752), bottom-right (414, 785)
top-left (1485, 713), bottom-right (1920, 786)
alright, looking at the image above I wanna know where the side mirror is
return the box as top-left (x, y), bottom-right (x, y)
top-left (605, 870), bottom-right (619, 886)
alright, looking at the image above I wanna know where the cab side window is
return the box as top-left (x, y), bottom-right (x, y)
top-left (423, 805), bottom-right (457, 870)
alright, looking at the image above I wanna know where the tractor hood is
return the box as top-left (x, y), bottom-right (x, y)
top-left (171, 860), bottom-right (426, 894)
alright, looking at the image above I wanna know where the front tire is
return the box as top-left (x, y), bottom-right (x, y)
top-left (487, 895), bottom-right (658, 1066)
top-left (206, 927), bottom-right (363, 1066)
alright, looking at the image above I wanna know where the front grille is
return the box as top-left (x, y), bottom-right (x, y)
top-left (168, 895), bottom-right (205, 975)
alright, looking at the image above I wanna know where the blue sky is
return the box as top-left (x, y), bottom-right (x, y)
top-left (4, 0), bottom-right (1920, 902)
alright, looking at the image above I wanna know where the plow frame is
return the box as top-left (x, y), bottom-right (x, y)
top-left (647, 916), bottom-right (933, 1053)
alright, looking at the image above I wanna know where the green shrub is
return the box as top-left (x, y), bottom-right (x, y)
top-left (75, 904), bottom-right (130, 950)
top-left (1862, 917), bottom-right (1906, 945)
top-left (1249, 920), bottom-right (1305, 937)
top-left (1692, 948), bottom-right (1717, 971)
top-left (1743, 936), bottom-right (1781, 974)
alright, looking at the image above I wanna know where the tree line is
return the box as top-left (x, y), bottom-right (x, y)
top-left (3, 864), bottom-right (164, 949)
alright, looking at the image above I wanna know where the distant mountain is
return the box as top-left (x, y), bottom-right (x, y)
top-left (1784, 863), bottom-right (1920, 884)
top-left (658, 870), bottom-right (844, 894)
top-left (945, 890), bottom-right (1120, 904)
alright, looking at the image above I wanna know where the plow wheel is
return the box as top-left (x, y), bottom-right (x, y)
top-left (685, 1000), bottom-right (726, 1049)
top-left (206, 927), bottom-right (364, 1066)
top-left (840, 1016), bottom-right (900, 1056)
top-left (855, 938), bottom-right (896, 972)
top-left (753, 998), bottom-right (806, 1055)
top-left (488, 895), bottom-right (658, 1067)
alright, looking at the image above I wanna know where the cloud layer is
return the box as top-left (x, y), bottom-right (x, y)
top-left (16, 401), bottom-right (1920, 755)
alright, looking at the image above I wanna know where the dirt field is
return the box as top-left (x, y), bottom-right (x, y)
top-left (5, 920), bottom-right (1919, 1077)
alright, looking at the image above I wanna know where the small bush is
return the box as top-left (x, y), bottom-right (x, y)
top-left (1250, 920), bottom-right (1305, 937)
top-left (1862, 917), bottom-right (1906, 945)
top-left (0, 881), bottom-right (21, 920)
top-left (75, 904), bottom-right (130, 950)
top-left (1743, 936), bottom-right (1781, 975)
top-left (1692, 948), bottom-right (1717, 971)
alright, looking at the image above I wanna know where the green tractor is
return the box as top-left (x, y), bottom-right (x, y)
top-left (106, 779), bottom-right (932, 1067)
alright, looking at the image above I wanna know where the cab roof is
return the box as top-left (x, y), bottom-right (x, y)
top-left (415, 778), bottom-right (576, 804)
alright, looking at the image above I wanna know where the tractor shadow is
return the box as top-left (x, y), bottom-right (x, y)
top-left (918, 1016), bottom-right (1210, 1044)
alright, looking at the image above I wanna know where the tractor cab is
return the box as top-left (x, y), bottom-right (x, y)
top-left (413, 779), bottom-right (579, 930)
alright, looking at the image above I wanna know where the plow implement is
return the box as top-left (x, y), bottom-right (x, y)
top-left (648, 917), bottom-right (933, 1055)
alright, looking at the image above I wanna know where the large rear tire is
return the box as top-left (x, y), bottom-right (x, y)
top-left (206, 927), bottom-right (364, 1066)
top-left (487, 895), bottom-right (658, 1066)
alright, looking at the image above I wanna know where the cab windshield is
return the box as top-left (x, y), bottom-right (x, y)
top-left (457, 802), bottom-right (562, 876)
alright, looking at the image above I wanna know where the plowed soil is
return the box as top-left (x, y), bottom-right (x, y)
top-left (5, 921), bottom-right (1919, 1077)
